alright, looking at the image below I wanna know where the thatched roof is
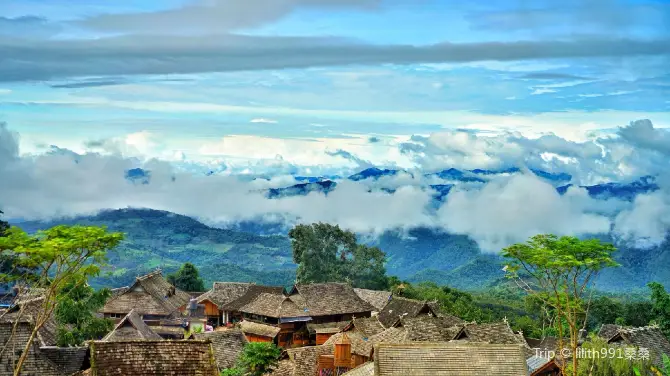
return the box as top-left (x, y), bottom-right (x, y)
top-left (194, 329), bottom-right (248, 369)
top-left (608, 325), bottom-right (670, 366)
top-left (372, 342), bottom-right (528, 376)
top-left (353, 289), bottom-right (392, 311)
top-left (290, 283), bottom-right (375, 317)
top-left (101, 270), bottom-right (191, 316)
top-left (86, 340), bottom-right (218, 376)
top-left (377, 297), bottom-right (439, 328)
top-left (239, 293), bottom-right (309, 319)
top-left (347, 317), bottom-right (386, 338)
top-left (239, 320), bottom-right (281, 338)
top-left (196, 282), bottom-right (253, 308)
top-left (102, 309), bottom-right (163, 342)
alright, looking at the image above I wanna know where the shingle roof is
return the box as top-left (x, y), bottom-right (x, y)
top-left (525, 336), bottom-right (562, 352)
top-left (608, 325), bottom-right (670, 366)
top-left (323, 332), bottom-right (369, 356)
top-left (0, 321), bottom-right (63, 376)
top-left (373, 342), bottom-right (528, 376)
top-left (307, 321), bottom-right (350, 335)
top-left (291, 283), bottom-right (375, 317)
top-left (40, 346), bottom-right (89, 375)
top-left (377, 297), bottom-right (438, 328)
top-left (239, 293), bottom-right (309, 319)
top-left (0, 296), bottom-right (58, 347)
top-left (455, 322), bottom-right (523, 344)
top-left (347, 317), bottom-right (386, 338)
top-left (598, 324), bottom-right (622, 340)
top-left (221, 285), bottom-right (285, 312)
top-left (268, 360), bottom-right (296, 376)
top-left (101, 270), bottom-right (191, 316)
top-left (239, 320), bottom-right (281, 338)
top-left (353, 289), bottom-right (392, 311)
top-left (400, 316), bottom-right (463, 342)
top-left (87, 340), bottom-right (218, 376)
top-left (194, 329), bottom-right (248, 369)
top-left (283, 345), bottom-right (333, 376)
top-left (102, 309), bottom-right (163, 342)
top-left (342, 362), bottom-right (374, 376)
top-left (360, 327), bottom-right (411, 356)
top-left (196, 282), bottom-right (253, 308)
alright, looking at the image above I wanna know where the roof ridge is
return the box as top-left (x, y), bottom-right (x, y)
top-left (136, 269), bottom-right (163, 281)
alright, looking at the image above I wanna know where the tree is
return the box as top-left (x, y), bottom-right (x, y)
top-left (502, 234), bottom-right (618, 376)
top-left (648, 282), bottom-right (670, 338)
top-left (167, 262), bottom-right (205, 291)
top-left (54, 280), bottom-right (114, 346)
top-left (221, 342), bottom-right (282, 376)
top-left (0, 225), bottom-right (123, 376)
top-left (0, 210), bottom-right (8, 236)
top-left (288, 223), bottom-right (388, 289)
top-left (587, 296), bottom-right (624, 330)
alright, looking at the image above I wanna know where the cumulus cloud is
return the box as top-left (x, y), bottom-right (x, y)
top-left (437, 175), bottom-right (611, 252)
top-left (618, 119), bottom-right (670, 157)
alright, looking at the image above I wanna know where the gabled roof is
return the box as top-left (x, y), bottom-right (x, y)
top-left (40, 346), bottom-right (89, 375)
top-left (102, 309), bottom-right (163, 342)
top-left (598, 323), bottom-right (622, 340)
top-left (239, 293), bottom-right (310, 319)
top-left (1, 296), bottom-right (58, 347)
top-left (196, 282), bottom-right (253, 308)
top-left (87, 340), bottom-right (218, 376)
top-left (353, 289), bottom-right (392, 311)
top-left (346, 317), bottom-right (386, 338)
top-left (454, 321), bottom-right (523, 344)
top-left (525, 336), bottom-right (562, 352)
top-left (607, 325), bottom-right (670, 365)
top-left (194, 329), bottom-right (248, 370)
top-left (101, 270), bottom-right (191, 316)
top-left (222, 285), bottom-right (285, 312)
top-left (0, 317), bottom-right (63, 376)
top-left (307, 321), bottom-right (350, 335)
top-left (239, 320), bottom-right (281, 338)
top-left (323, 332), bottom-right (370, 356)
top-left (290, 283), bottom-right (375, 317)
top-left (377, 296), bottom-right (439, 328)
top-left (284, 345), bottom-right (333, 376)
top-left (400, 315), bottom-right (463, 342)
top-left (372, 342), bottom-right (528, 376)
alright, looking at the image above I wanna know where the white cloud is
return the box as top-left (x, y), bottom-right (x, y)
top-left (250, 118), bottom-right (278, 124)
top-left (531, 88), bottom-right (557, 95)
top-left (614, 191), bottom-right (670, 247)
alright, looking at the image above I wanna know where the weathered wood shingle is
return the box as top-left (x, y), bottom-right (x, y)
top-left (608, 325), bottom-right (670, 366)
top-left (102, 309), bottom-right (162, 342)
top-left (353, 289), bottom-right (392, 311)
top-left (196, 282), bottom-right (253, 309)
top-left (377, 297), bottom-right (438, 328)
top-left (239, 320), bottom-right (281, 339)
top-left (194, 329), bottom-right (248, 370)
top-left (290, 283), bottom-right (374, 317)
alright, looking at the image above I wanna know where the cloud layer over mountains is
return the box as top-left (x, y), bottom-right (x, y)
top-left (1, 120), bottom-right (669, 252)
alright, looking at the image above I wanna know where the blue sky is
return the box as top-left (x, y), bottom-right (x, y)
top-left (2, 1), bottom-right (670, 247)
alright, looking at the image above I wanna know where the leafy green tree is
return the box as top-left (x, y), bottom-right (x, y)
top-left (648, 282), bottom-right (670, 338)
top-left (502, 234), bottom-right (618, 376)
top-left (54, 280), bottom-right (114, 346)
top-left (222, 342), bottom-right (282, 376)
top-left (289, 223), bottom-right (387, 289)
top-left (587, 296), bottom-right (624, 330)
top-left (167, 262), bottom-right (205, 291)
top-left (567, 335), bottom-right (652, 376)
top-left (0, 210), bottom-right (8, 236)
top-left (623, 300), bottom-right (655, 327)
top-left (0, 225), bottom-right (123, 376)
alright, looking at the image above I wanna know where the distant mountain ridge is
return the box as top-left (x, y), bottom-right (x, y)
top-left (12, 208), bottom-right (670, 293)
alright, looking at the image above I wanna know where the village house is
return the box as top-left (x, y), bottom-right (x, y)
top-left (75, 340), bottom-right (219, 376)
top-left (195, 282), bottom-right (285, 326)
top-left (193, 329), bottom-right (249, 370)
top-left (101, 309), bottom-right (163, 342)
top-left (376, 296), bottom-right (441, 328)
top-left (352, 288), bottom-right (392, 313)
top-left (99, 270), bottom-right (191, 326)
top-left (607, 325), bottom-right (670, 366)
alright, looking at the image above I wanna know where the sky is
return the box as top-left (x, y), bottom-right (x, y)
top-left (1, 0), bottom-right (670, 251)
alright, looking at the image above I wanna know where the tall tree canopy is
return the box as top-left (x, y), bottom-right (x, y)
top-left (167, 262), bottom-right (205, 291)
top-left (55, 280), bottom-right (114, 346)
top-left (288, 223), bottom-right (387, 289)
top-left (221, 342), bottom-right (282, 376)
top-left (502, 234), bottom-right (618, 376)
top-left (648, 282), bottom-right (670, 338)
top-left (0, 225), bottom-right (123, 375)
top-left (0, 210), bottom-right (8, 236)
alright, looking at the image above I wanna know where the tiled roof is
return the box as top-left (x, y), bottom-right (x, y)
top-left (400, 316), bottom-right (463, 342)
top-left (221, 285), bottom-right (285, 312)
top-left (40, 346), bottom-right (89, 375)
top-left (348, 317), bottom-right (386, 338)
top-left (87, 340), bottom-right (218, 376)
top-left (608, 325), bottom-right (670, 366)
top-left (239, 293), bottom-right (309, 319)
top-left (291, 283), bottom-right (375, 317)
top-left (0, 321), bottom-right (62, 376)
top-left (0, 296), bottom-right (58, 347)
top-left (373, 342), bottom-right (528, 376)
top-left (353, 289), bottom-right (392, 311)
top-left (323, 332), bottom-right (369, 356)
top-left (101, 270), bottom-right (191, 316)
top-left (307, 321), bottom-right (350, 335)
top-left (102, 309), bottom-right (163, 342)
top-left (377, 297), bottom-right (438, 328)
top-left (268, 360), bottom-right (296, 376)
top-left (360, 327), bottom-right (411, 355)
top-left (525, 336), bottom-right (562, 352)
top-left (110, 287), bottom-right (128, 298)
top-left (196, 282), bottom-right (253, 308)
top-left (239, 320), bottom-right (281, 338)
top-left (598, 324), bottom-right (622, 340)
top-left (194, 329), bottom-right (248, 369)
top-left (456, 322), bottom-right (523, 344)
top-left (342, 362), bottom-right (374, 376)
top-left (283, 345), bottom-right (333, 376)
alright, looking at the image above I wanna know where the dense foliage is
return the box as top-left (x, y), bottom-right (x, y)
top-left (55, 281), bottom-right (115, 346)
top-left (289, 223), bottom-right (387, 289)
top-left (649, 282), bottom-right (670, 338)
top-left (221, 342), bottom-right (282, 376)
top-left (167, 262), bottom-right (206, 291)
top-left (566, 336), bottom-right (652, 376)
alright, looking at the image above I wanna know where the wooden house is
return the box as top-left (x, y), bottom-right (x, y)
top-left (77, 340), bottom-right (219, 376)
top-left (101, 309), bottom-right (163, 342)
top-left (238, 293), bottom-right (311, 347)
top-left (376, 296), bottom-right (441, 328)
top-left (99, 270), bottom-right (191, 324)
top-left (196, 283), bottom-right (285, 326)
top-left (287, 283), bottom-right (375, 325)
top-left (193, 329), bottom-right (248, 370)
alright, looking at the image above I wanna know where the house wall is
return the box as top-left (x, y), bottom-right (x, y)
top-left (201, 300), bottom-right (219, 317)
top-left (316, 333), bottom-right (334, 345)
top-left (245, 334), bottom-right (273, 343)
